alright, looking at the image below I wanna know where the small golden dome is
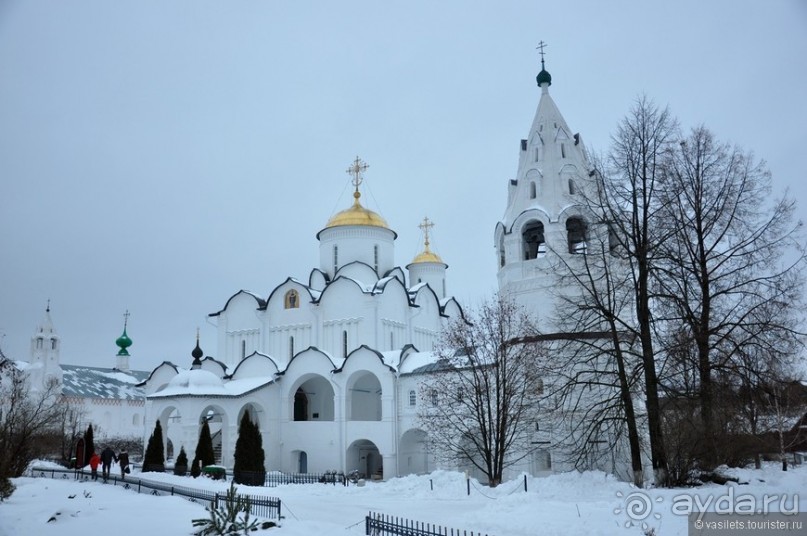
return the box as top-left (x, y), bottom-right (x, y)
top-left (411, 250), bottom-right (444, 264)
top-left (325, 192), bottom-right (390, 230)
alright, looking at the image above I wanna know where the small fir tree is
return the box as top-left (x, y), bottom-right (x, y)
top-left (142, 420), bottom-right (165, 472)
top-left (174, 446), bottom-right (189, 475)
top-left (233, 412), bottom-right (266, 485)
top-left (83, 424), bottom-right (95, 466)
top-left (191, 420), bottom-right (215, 478)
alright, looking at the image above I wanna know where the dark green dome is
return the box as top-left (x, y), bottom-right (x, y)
top-left (537, 68), bottom-right (552, 87)
top-left (116, 328), bottom-right (132, 357)
top-left (192, 340), bottom-right (203, 360)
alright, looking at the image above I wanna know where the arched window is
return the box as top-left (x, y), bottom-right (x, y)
top-left (342, 330), bottom-right (348, 358)
top-left (284, 289), bottom-right (299, 309)
top-left (289, 336), bottom-right (294, 359)
top-left (567, 217), bottom-right (588, 254)
top-left (333, 245), bottom-right (338, 274)
top-left (373, 245), bottom-right (379, 273)
top-left (530, 182), bottom-right (536, 199)
top-left (499, 235), bottom-right (505, 267)
top-left (561, 143), bottom-right (566, 158)
top-left (241, 340), bottom-right (246, 359)
top-left (36, 337), bottom-right (43, 349)
top-left (522, 221), bottom-right (545, 260)
top-left (409, 390), bottom-right (416, 407)
top-left (51, 338), bottom-right (57, 350)
top-left (568, 178), bottom-right (576, 195)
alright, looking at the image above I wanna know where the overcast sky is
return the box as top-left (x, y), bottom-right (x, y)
top-left (1, 1), bottom-right (805, 371)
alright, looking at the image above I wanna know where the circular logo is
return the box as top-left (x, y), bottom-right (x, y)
top-left (614, 490), bottom-right (663, 529)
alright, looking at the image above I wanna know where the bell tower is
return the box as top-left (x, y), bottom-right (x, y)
top-left (29, 301), bottom-right (63, 390)
top-left (494, 46), bottom-right (597, 325)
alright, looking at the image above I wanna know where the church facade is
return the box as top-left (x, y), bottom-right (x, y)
top-left (139, 158), bottom-right (464, 478)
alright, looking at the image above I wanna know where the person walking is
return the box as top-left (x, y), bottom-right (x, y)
top-left (118, 450), bottom-right (130, 479)
top-left (89, 452), bottom-right (100, 481)
top-left (100, 446), bottom-right (118, 481)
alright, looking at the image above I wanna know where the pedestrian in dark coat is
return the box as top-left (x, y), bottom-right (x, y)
top-left (118, 450), bottom-right (130, 478)
top-left (100, 446), bottom-right (118, 480)
top-left (89, 452), bottom-right (100, 481)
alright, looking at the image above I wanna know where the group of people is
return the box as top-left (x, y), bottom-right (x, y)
top-left (88, 446), bottom-right (130, 481)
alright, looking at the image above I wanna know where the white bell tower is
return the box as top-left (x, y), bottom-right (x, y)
top-left (28, 301), bottom-right (63, 391)
top-left (495, 47), bottom-right (597, 326)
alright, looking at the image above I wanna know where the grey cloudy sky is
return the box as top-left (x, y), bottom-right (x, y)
top-left (1, 1), bottom-right (805, 371)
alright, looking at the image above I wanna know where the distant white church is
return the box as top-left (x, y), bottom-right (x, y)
top-left (11, 305), bottom-right (148, 442)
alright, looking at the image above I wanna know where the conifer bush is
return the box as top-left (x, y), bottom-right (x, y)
top-left (143, 420), bottom-right (165, 472)
top-left (191, 420), bottom-right (216, 478)
top-left (233, 411), bottom-right (266, 486)
top-left (174, 446), bottom-right (189, 476)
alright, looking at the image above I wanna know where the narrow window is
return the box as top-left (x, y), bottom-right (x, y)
top-left (333, 245), bottom-right (338, 274)
top-left (289, 336), bottom-right (294, 359)
top-left (442, 279), bottom-right (446, 298)
top-left (51, 338), bottom-right (57, 350)
top-left (568, 179), bottom-right (576, 195)
top-left (561, 143), bottom-right (566, 158)
top-left (374, 245), bottom-right (379, 273)
top-left (342, 330), bottom-right (348, 358)
top-left (534, 147), bottom-right (540, 162)
top-left (409, 390), bottom-right (416, 407)
top-left (36, 337), bottom-right (43, 349)
top-left (499, 235), bottom-right (505, 268)
top-left (530, 182), bottom-right (536, 199)
top-left (241, 340), bottom-right (246, 359)
top-left (430, 390), bottom-right (439, 407)
top-left (390, 332), bottom-right (394, 350)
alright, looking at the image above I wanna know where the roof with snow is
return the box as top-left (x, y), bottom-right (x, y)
top-left (61, 365), bottom-right (148, 400)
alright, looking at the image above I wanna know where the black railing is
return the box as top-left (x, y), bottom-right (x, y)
top-left (366, 512), bottom-right (491, 536)
top-left (29, 467), bottom-right (281, 520)
top-left (264, 470), bottom-right (347, 486)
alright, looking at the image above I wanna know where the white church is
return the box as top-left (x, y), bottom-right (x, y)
top-left (14, 57), bottom-right (613, 480)
top-left (136, 56), bottom-right (605, 480)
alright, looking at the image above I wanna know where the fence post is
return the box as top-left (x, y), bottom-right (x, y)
top-left (430, 479), bottom-right (433, 491)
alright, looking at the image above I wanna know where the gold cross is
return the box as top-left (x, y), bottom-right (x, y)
top-left (346, 156), bottom-right (369, 194)
top-left (419, 216), bottom-right (434, 249)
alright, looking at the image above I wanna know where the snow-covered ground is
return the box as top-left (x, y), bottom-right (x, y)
top-left (1, 462), bottom-right (806, 535)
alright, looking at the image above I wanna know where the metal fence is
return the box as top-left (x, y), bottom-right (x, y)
top-left (264, 470), bottom-right (347, 486)
top-left (365, 512), bottom-right (491, 536)
top-left (28, 467), bottom-right (281, 520)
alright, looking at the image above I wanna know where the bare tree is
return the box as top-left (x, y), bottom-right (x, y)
top-left (417, 296), bottom-right (542, 487)
top-left (0, 359), bottom-right (64, 499)
top-left (655, 126), bottom-right (805, 468)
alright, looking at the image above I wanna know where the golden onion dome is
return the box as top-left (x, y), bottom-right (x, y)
top-left (410, 249), bottom-right (444, 264)
top-left (408, 216), bottom-right (445, 265)
top-left (324, 191), bottom-right (390, 230)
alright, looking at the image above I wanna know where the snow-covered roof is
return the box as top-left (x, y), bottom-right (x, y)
top-left (397, 351), bottom-right (442, 375)
top-left (148, 369), bottom-right (274, 399)
top-left (61, 365), bottom-right (148, 400)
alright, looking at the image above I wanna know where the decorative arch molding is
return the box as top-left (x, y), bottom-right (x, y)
top-left (334, 344), bottom-right (396, 374)
top-left (137, 361), bottom-right (179, 389)
top-left (334, 260), bottom-right (379, 283)
top-left (228, 351), bottom-right (280, 380)
top-left (209, 290), bottom-right (266, 318)
top-left (507, 207), bottom-right (553, 234)
top-left (317, 275), bottom-right (369, 304)
top-left (263, 277), bottom-right (316, 310)
top-left (279, 346), bottom-right (338, 376)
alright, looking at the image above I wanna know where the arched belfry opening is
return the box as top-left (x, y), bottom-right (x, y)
top-left (522, 221), bottom-right (545, 260)
top-left (566, 217), bottom-right (588, 254)
top-left (346, 371), bottom-right (382, 421)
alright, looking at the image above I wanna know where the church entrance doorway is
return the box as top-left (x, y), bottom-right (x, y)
top-left (346, 439), bottom-right (382, 480)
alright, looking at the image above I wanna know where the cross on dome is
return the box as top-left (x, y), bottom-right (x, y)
top-left (346, 156), bottom-right (369, 198)
top-left (536, 40), bottom-right (548, 67)
top-left (419, 216), bottom-right (434, 251)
